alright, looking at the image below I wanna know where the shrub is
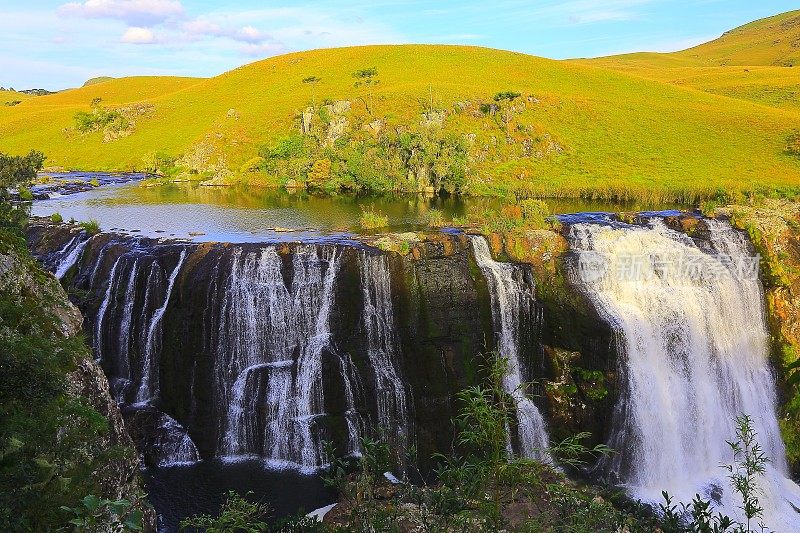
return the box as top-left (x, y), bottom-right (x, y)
top-left (424, 208), bottom-right (446, 227)
top-left (659, 414), bottom-right (768, 533)
top-left (88, 178), bottom-right (100, 187)
top-left (60, 495), bottom-right (142, 532)
top-left (307, 158), bottom-right (332, 190)
top-left (50, 212), bottom-right (63, 224)
top-left (520, 198), bottom-right (551, 228)
top-left (141, 151), bottom-right (176, 175)
top-left (181, 491), bottom-right (269, 532)
top-left (0, 150), bottom-right (46, 196)
top-left (494, 91), bottom-right (522, 102)
top-left (79, 220), bottom-right (100, 235)
top-left (18, 186), bottom-right (33, 201)
top-left (700, 200), bottom-right (719, 217)
top-left (359, 208), bottom-right (389, 230)
top-left (239, 156), bottom-right (265, 174)
top-left (73, 108), bottom-right (125, 134)
top-left (786, 130), bottom-right (800, 156)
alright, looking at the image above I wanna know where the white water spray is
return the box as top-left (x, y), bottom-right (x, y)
top-left (136, 250), bottom-right (186, 403)
top-left (54, 234), bottom-right (89, 279)
top-left (470, 235), bottom-right (550, 461)
top-left (568, 218), bottom-right (800, 530)
top-left (95, 258), bottom-right (121, 361)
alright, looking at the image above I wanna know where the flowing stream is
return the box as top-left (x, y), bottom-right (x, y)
top-left (568, 218), bottom-right (800, 530)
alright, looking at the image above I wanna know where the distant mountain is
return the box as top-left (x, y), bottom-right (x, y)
top-left (579, 10), bottom-right (800, 112)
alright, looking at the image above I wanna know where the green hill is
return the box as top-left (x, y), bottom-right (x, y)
top-left (582, 10), bottom-right (800, 112)
top-left (2, 34), bottom-right (800, 202)
top-left (82, 76), bottom-right (116, 87)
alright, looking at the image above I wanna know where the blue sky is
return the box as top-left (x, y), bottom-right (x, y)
top-left (1, 1), bottom-right (797, 90)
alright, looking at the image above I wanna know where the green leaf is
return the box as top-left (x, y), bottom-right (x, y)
top-left (82, 494), bottom-right (101, 512)
top-left (123, 510), bottom-right (143, 531)
top-left (108, 499), bottom-right (130, 515)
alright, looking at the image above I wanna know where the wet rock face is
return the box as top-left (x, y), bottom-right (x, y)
top-left (27, 222), bottom-right (621, 475)
top-left (391, 236), bottom-right (496, 471)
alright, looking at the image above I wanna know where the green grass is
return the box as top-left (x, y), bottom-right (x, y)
top-left (2, 11), bottom-right (800, 202)
top-left (581, 10), bottom-right (800, 112)
top-left (359, 208), bottom-right (389, 230)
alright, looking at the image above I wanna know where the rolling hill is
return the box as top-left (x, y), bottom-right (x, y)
top-left (582, 10), bottom-right (800, 111)
top-left (1, 11), bottom-right (800, 202)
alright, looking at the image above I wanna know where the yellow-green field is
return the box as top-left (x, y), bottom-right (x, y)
top-left (582, 10), bottom-right (800, 111)
top-left (2, 10), bottom-right (800, 202)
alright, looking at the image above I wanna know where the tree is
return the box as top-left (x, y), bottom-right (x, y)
top-left (302, 76), bottom-right (321, 108)
top-left (352, 67), bottom-right (380, 115)
top-left (0, 150), bottom-right (46, 197)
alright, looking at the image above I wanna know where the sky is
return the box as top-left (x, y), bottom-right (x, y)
top-left (1, 1), bottom-right (798, 90)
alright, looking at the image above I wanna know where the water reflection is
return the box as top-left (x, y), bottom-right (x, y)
top-left (32, 180), bottom-right (684, 243)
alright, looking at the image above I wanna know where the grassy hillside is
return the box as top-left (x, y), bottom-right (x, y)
top-left (583, 10), bottom-right (800, 112)
top-left (590, 9), bottom-right (800, 68)
top-left (1, 89), bottom-right (36, 106)
top-left (2, 42), bottom-right (800, 201)
top-left (83, 76), bottom-right (116, 87)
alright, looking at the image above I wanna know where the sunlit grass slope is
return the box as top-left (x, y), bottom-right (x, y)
top-left (582, 10), bottom-right (800, 111)
top-left (0, 89), bottom-right (37, 104)
top-left (590, 9), bottom-right (800, 68)
top-left (1, 44), bottom-right (800, 200)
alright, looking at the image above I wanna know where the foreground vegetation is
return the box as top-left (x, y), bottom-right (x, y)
top-left (180, 357), bottom-right (774, 533)
top-left (0, 157), bottom-right (146, 530)
top-left (3, 11), bottom-right (800, 203)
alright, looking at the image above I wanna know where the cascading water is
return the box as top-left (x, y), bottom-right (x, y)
top-left (568, 218), bottom-right (800, 530)
top-left (359, 251), bottom-right (412, 465)
top-left (95, 257), bottom-right (122, 361)
top-left (217, 246), bottom-right (361, 469)
top-left (54, 233), bottom-right (89, 279)
top-left (469, 235), bottom-right (550, 461)
top-left (136, 250), bottom-right (186, 404)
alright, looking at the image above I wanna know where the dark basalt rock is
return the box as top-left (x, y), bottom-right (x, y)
top-left (26, 221), bottom-right (620, 476)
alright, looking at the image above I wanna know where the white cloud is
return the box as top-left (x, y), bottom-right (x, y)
top-left (59, 0), bottom-right (184, 26)
top-left (240, 42), bottom-right (285, 56)
top-left (183, 19), bottom-right (221, 36)
top-left (236, 26), bottom-right (264, 43)
top-left (182, 18), bottom-right (272, 45)
top-left (121, 26), bottom-right (156, 44)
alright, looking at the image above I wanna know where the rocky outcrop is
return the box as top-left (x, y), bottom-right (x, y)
top-left (717, 199), bottom-right (800, 475)
top-left (2, 224), bottom-right (153, 530)
top-left (26, 221), bottom-right (625, 479)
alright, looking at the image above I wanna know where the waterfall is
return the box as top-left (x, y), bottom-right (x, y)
top-left (469, 235), bottom-right (550, 461)
top-left (568, 218), bottom-right (800, 530)
top-left (115, 258), bottom-right (139, 396)
top-left (136, 250), bottom-right (186, 404)
top-left (95, 257), bottom-right (122, 361)
top-left (156, 415), bottom-right (201, 466)
top-left (359, 251), bottom-right (412, 466)
top-left (217, 246), bottom-right (361, 469)
top-left (54, 233), bottom-right (89, 279)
